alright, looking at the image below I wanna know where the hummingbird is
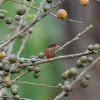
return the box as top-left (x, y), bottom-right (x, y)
top-left (45, 42), bottom-right (62, 59)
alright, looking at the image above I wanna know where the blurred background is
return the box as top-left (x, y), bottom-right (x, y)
top-left (0, 0), bottom-right (100, 100)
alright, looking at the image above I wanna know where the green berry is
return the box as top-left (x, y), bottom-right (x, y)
top-left (14, 95), bottom-right (20, 100)
top-left (46, 0), bottom-right (53, 3)
top-left (33, 72), bottom-right (40, 78)
top-left (34, 67), bottom-right (40, 73)
top-left (27, 66), bottom-right (33, 72)
top-left (88, 45), bottom-right (94, 51)
top-left (85, 74), bottom-right (91, 80)
top-left (16, 6), bottom-right (26, 16)
top-left (3, 64), bottom-right (10, 72)
top-left (87, 57), bottom-right (93, 63)
top-left (28, 28), bottom-right (33, 34)
top-left (15, 15), bottom-right (21, 21)
top-left (19, 58), bottom-right (24, 64)
top-left (69, 68), bottom-right (78, 77)
top-left (5, 17), bottom-right (13, 24)
top-left (9, 67), bottom-right (16, 74)
top-left (43, 5), bottom-right (50, 12)
top-left (10, 88), bottom-right (19, 95)
top-left (61, 72), bottom-right (69, 80)
top-left (10, 85), bottom-right (19, 90)
top-left (38, 53), bottom-right (44, 58)
top-left (93, 44), bottom-right (100, 50)
top-left (0, 71), bottom-right (5, 76)
top-left (80, 79), bottom-right (88, 88)
top-left (63, 85), bottom-right (71, 92)
top-left (9, 54), bottom-right (17, 63)
top-left (81, 56), bottom-right (87, 63)
top-left (4, 72), bottom-right (9, 76)
top-left (76, 59), bottom-right (84, 68)
top-left (1, 58), bottom-right (9, 64)
top-left (0, 63), bottom-right (3, 70)
top-left (31, 58), bottom-right (36, 63)
top-left (0, 13), bottom-right (5, 19)
top-left (6, 81), bottom-right (13, 88)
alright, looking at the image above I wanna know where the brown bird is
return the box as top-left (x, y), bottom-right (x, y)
top-left (45, 42), bottom-right (62, 59)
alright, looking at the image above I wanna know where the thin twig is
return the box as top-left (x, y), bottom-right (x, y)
top-left (10, 0), bottom-right (83, 24)
top-left (17, 33), bottom-right (30, 58)
top-left (18, 50), bottom-right (100, 68)
top-left (55, 24), bottom-right (93, 53)
top-left (0, 0), bottom-right (64, 50)
top-left (13, 71), bottom-right (28, 81)
top-left (15, 81), bottom-right (60, 89)
top-left (54, 56), bottom-right (100, 100)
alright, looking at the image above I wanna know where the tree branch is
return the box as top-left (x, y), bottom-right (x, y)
top-left (54, 55), bottom-right (100, 100)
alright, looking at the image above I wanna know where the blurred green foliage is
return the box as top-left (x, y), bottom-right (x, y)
top-left (0, 0), bottom-right (65, 100)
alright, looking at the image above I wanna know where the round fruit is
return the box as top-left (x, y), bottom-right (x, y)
top-left (14, 95), bottom-right (20, 100)
top-left (34, 67), bottom-right (40, 73)
top-left (80, 79), bottom-right (88, 88)
top-left (9, 54), bottom-right (17, 63)
top-left (10, 88), bottom-right (19, 95)
top-left (19, 58), bottom-right (24, 64)
top-left (10, 85), bottom-right (19, 91)
top-left (16, 6), bottom-right (26, 16)
top-left (80, 0), bottom-right (89, 6)
top-left (5, 17), bottom-right (13, 24)
top-left (0, 63), bottom-right (3, 70)
top-left (46, 0), bottom-right (53, 3)
top-left (87, 57), bottom-right (93, 63)
top-left (69, 68), bottom-right (78, 77)
top-left (0, 13), bottom-right (5, 19)
top-left (0, 52), bottom-right (6, 58)
top-left (61, 72), bottom-right (69, 80)
top-left (88, 45), bottom-right (94, 51)
top-left (15, 15), bottom-right (21, 21)
top-left (62, 85), bottom-right (71, 92)
top-left (81, 56), bottom-right (87, 63)
top-left (57, 9), bottom-right (67, 19)
top-left (76, 59), bottom-right (84, 68)
top-left (43, 5), bottom-right (50, 12)
top-left (6, 81), bottom-right (13, 88)
top-left (85, 74), bottom-right (91, 80)
top-left (93, 44), bottom-right (100, 50)
top-left (27, 66), bottom-right (33, 72)
top-left (0, 71), bottom-right (4, 76)
top-left (9, 67), bottom-right (16, 74)
top-left (31, 58), bottom-right (36, 63)
top-left (3, 64), bottom-right (10, 72)
top-left (28, 28), bottom-right (33, 34)
top-left (38, 53), bottom-right (45, 58)
top-left (33, 72), bottom-right (40, 78)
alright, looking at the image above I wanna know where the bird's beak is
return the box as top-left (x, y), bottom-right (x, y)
top-left (56, 45), bottom-right (62, 48)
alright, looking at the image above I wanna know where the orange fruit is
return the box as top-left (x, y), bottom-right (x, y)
top-left (57, 9), bottom-right (67, 19)
top-left (80, 0), bottom-right (89, 6)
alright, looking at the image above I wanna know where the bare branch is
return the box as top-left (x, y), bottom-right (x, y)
top-left (0, 0), bottom-right (64, 50)
top-left (0, 0), bottom-right (7, 7)
top-left (18, 50), bottom-right (100, 68)
top-left (55, 24), bottom-right (93, 53)
top-left (15, 81), bottom-right (60, 89)
top-left (54, 55), bottom-right (100, 100)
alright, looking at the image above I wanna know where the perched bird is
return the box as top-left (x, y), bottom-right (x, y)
top-left (45, 42), bottom-right (62, 59)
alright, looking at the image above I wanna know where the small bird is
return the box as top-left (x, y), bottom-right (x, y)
top-left (45, 42), bottom-right (62, 59)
